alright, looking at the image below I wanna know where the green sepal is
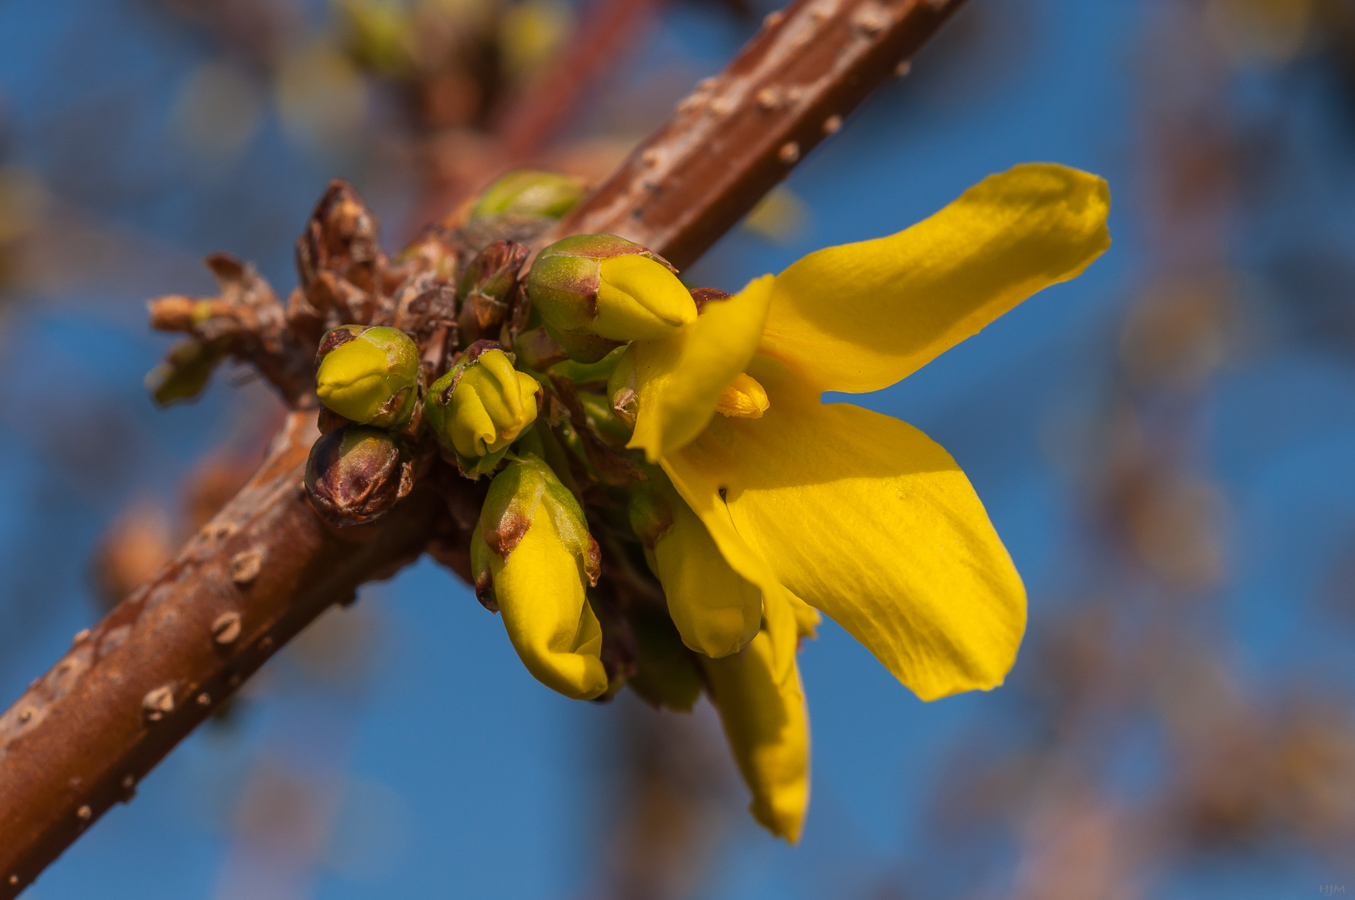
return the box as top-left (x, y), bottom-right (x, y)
top-left (547, 345), bottom-right (626, 386)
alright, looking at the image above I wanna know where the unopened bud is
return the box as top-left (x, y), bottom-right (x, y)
top-left (457, 240), bottom-right (528, 342)
top-left (314, 325), bottom-right (420, 427)
top-left (146, 339), bottom-right (225, 408)
top-left (426, 344), bottom-right (541, 470)
top-left (472, 454), bottom-right (607, 699)
top-left (304, 425), bottom-right (413, 527)
top-left (470, 170), bottom-right (585, 221)
top-left (527, 234), bottom-right (697, 347)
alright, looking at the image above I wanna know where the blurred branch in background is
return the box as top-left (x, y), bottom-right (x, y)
top-left (586, 699), bottom-right (737, 900)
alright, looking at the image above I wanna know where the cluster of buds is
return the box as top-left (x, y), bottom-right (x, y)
top-left (147, 167), bottom-right (745, 756)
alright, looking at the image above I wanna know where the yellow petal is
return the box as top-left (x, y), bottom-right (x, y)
top-left (787, 592), bottom-right (821, 640)
top-left (627, 275), bottom-right (773, 462)
top-left (762, 584), bottom-right (803, 684)
top-left (702, 630), bottom-right (810, 842)
top-left (652, 487), bottom-right (762, 659)
top-left (667, 397), bottom-right (1026, 701)
top-left (760, 164), bottom-right (1111, 393)
top-left (660, 453), bottom-right (790, 642)
top-left (492, 498), bottom-right (608, 700)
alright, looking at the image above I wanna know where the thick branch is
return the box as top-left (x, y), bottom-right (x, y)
top-left (0, 0), bottom-right (966, 892)
top-left (0, 414), bottom-right (444, 892)
top-left (549, 0), bottom-right (965, 268)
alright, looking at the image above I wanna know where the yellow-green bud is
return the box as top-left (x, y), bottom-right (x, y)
top-left (303, 424), bottom-right (412, 527)
top-left (146, 338), bottom-right (224, 408)
top-left (471, 454), bottom-right (607, 699)
top-left (314, 325), bottom-right (420, 427)
top-left (470, 170), bottom-right (585, 221)
top-left (527, 234), bottom-right (697, 349)
top-left (426, 344), bottom-right (541, 471)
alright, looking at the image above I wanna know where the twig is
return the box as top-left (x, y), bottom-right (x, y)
top-left (548, 0), bottom-right (965, 268)
top-left (492, 0), bottom-right (665, 161)
top-left (0, 0), bottom-right (967, 892)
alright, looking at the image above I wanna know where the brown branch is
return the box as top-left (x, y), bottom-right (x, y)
top-left (492, 0), bottom-right (665, 160)
top-left (0, 0), bottom-right (966, 892)
top-left (549, 0), bottom-right (966, 269)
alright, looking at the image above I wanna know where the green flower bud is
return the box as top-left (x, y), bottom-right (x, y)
top-left (457, 240), bottom-right (528, 343)
top-left (426, 344), bottom-right (542, 474)
top-left (471, 454), bottom-right (607, 699)
top-left (527, 234), bottom-right (697, 347)
top-left (304, 425), bottom-right (413, 527)
top-left (314, 325), bottom-right (420, 427)
top-left (470, 170), bottom-right (585, 221)
top-left (146, 338), bottom-right (224, 408)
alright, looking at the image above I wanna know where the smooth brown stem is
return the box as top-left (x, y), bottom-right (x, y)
top-left (0, 0), bottom-right (966, 891)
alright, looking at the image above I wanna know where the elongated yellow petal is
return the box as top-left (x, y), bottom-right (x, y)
top-left (660, 454), bottom-right (790, 640)
top-left (667, 397), bottom-right (1025, 701)
top-left (653, 489), bottom-right (762, 659)
top-left (492, 498), bottom-right (608, 700)
top-left (702, 629), bottom-right (810, 842)
top-left (759, 164), bottom-right (1110, 393)
top-left (627, 275), bottom-right (774, 462)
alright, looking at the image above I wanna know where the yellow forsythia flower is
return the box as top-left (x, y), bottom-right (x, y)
top-left (613, 163), bottom-right (1111, 838)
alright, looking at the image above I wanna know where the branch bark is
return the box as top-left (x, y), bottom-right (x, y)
top-left (0, 0), bottom-right (966, 892)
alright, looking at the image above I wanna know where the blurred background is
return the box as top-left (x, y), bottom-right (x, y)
top-left (2, 0), bottom-right (1355, 897)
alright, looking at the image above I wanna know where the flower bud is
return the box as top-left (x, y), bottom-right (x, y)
top-left (145, 338), bottom-right (224, 407)
top-left (470, 170), bottom-right (585, 221)
top-left (425, 343), bottom-right (541, 474)
top-left (304, 425), bottom-right (413, 527)
top-left (472, 454), bottom-right (607, 699)
top-left (527, 234), bottom-right (697, 346)
top-left (314, 325), bottom-right (420, 427)
top-left (457, 240), bottom-right (528, 342)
